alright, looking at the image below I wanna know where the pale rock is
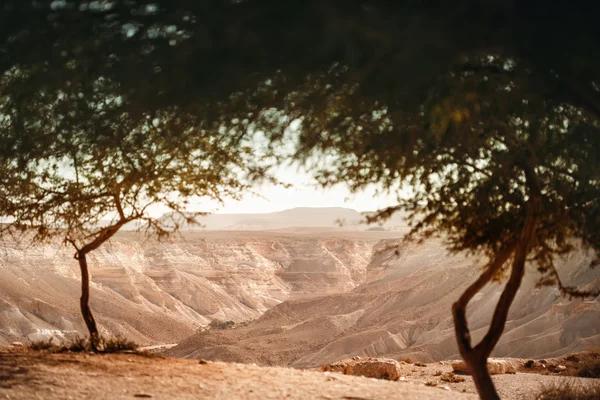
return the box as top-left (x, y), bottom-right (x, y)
top-left (451, 358), bottom-right (517, 375)
top-left (548, 364), bottom-right (567, 373)
top-left (11, 341), bottom-right (24, 347)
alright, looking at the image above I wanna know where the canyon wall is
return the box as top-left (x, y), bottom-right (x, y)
top-left (168, 239), bottom-right (600, 366)
top-left (0, 230), bottom-right (394, 346)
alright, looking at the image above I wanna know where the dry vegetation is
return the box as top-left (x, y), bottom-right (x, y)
top-left (28, 336), bottom-right (138, 354)
top-left (532, 380), bottom-right (600, 400)
top-left (577, 358), bottom-right (600, 379)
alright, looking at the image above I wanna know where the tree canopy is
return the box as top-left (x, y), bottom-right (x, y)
top-left (3, 1), bottom-right (599, 119)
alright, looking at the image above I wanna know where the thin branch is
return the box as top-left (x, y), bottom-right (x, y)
top-left (114, 191), bottom-right (125, 220)
top-left (551, 263), bottom-right (600, 299)
top-left (79, 216), bottom-right (136, 255)
top-left (64, 237), bottom-right (81, 255)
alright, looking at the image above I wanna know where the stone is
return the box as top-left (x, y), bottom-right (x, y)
top-left (548, 364), bottom-right (567, 373)
top-left (451, 358), bottom-right (517, 375)
top-left (11, 342), bottom-right (24, 347)
top-left (321, 357), bottom-right (403, 381)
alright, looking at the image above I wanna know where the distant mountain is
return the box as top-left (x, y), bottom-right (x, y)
top-left (141, 207), bottom-right (408, 231)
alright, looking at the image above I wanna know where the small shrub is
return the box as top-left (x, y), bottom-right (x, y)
top-left (237, 320), bottom-right (253, 328)
top-left (28, 336), bottom-right (138, 354)
top-left (533, 380), bottom-right (600, 400)
top-left (577, 359), bottom-right (600, 379)
top-left (424, 381), bottom-right (437, 387)
top-left (100, 336), bottom-right (138, 353)
top-left (28, 338), bottom-right (57, 351)
top-left (414, 361), bottom-right (426, 367)
top-left (209, 319), bottom-right (236, 330)
top-left (62, 337), bottom-right (90, 352)
top-left (524, 360), bottom-right (535, 368)
top-left (441, 372), bottom-right (465, 383)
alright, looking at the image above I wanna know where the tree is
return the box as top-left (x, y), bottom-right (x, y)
top-left (288, 57), bottom-right (600, 399)
top-left (0, 67), bottom-right (271, 350)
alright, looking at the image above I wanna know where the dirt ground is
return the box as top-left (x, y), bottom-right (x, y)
top-left (1, 348), bottom-right (598, 400)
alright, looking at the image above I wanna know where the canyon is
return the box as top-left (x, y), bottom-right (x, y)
top-left (0, 208), bottom-right (598, 368)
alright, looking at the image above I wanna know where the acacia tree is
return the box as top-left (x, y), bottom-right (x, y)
top-left (284, 56), bottom-right (600, 398)
top-left (0, 69), bottom-right (270, 350)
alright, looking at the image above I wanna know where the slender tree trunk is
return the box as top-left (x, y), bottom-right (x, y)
top-left (452, 198), bottom-right (539, 399)
top-left (470, 356), bottom-right (500, 400)
top-left (77, 250), bottom-right (100, 351)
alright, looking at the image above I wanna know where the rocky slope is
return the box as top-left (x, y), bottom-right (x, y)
top-left (0, 228), bottom-right (396, 346)
top-left (167, 239), bottom-right (600, 367)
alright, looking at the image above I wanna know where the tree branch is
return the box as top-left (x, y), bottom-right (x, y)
top-left (452, 243), bottom-right (516, 354)
top-left (474, 198), bottom-right (539, 357)
top-left (79, 216), bottom-right (136, 255)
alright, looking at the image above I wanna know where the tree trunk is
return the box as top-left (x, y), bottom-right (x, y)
top-left (452, 198), bottom-right (539, 399)
top-left (77, 250), bottom-right (100, 351)
top-left (470, 356), bottom-right (500, 400)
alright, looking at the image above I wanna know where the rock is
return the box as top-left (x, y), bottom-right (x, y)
top-left (11, 342), bottom-right (24, 347)
top-left (451, 359), bottom-right (517, 375)
top-left (321, 357), bottom-right (403, 381)
top-left (536, 361), bottom-right (547, 369)
top-left (548, 364), bottom-right (567, 373)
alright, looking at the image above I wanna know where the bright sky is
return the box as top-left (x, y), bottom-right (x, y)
top-left (175, 165), bottom-right (399, 215)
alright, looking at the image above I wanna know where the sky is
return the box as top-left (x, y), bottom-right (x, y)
top-left (171, 165), bottom-right (399, 215)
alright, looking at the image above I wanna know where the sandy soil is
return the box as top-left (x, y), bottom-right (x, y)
top-left (0, 348), bottom-right (475, 400)
top-left (1, 348), bottom-right (598, 400)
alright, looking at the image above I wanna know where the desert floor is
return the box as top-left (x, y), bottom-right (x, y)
top-left (1, 348), bottom-right (599, 400)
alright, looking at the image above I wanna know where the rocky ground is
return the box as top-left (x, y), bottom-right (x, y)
top-left (0, 347), bottom-right (598, 400)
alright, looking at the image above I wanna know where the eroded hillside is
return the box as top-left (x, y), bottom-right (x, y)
top-left (167, 239), bottom-right (600, 367)
top-left (0, 230), bottom-right (396, 346)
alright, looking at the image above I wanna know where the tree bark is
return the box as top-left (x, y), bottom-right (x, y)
top-left (452, 198), bottom-right (539, 400)
top-left (77, 250), bottom-right (100, 351)
top-left (469, 356), bottom-right (500, 400)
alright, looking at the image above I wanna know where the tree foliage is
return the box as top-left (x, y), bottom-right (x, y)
top-left (0, 69), bottom-right (264, 243)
